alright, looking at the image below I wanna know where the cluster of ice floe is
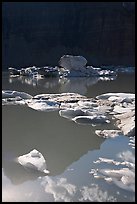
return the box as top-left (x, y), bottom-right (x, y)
top-left (2, 90), bottom-right (135, 137)
top-left (8, 55), bottom-right (135, 80)
top-left (8, 55), bottom-right (118, 78)
top-left (8, 66), bottom-right (59, 78)
top-left (2, 90), bottom-right (32, 106)
top-left (2, 90), bottom-right (32, 100)
top-left (89, 135), bottom-right (135, 193)
top-left (95, 130), bottom-right (122, 138)
top-left (129, 136), bottom-right (135, 149)
top-left (101, 65), bottom-right (135, 74)
top-left (90, 148), bottom-right (135, 192)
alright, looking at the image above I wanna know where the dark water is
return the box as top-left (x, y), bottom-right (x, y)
top-left (2, 72), bottom-right (135, 202)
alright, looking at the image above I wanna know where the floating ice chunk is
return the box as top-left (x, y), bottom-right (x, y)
top-left (72, 115), bottom-right (110, 125)
top-left (129, 136), bottom-right (135, 149)
top-left (8, 67), bottom-right (20, 75)
top-left (2, 90), bottom-right (32, 99)
top-left (95, 130), bottom-right (122, 138)
top-left (2, 97), bottom-right (26, 106)
top-left (33, 92), bottom-right (85, 103)
top-left (113, 105), bottom-right (133, 114)
top-left (91, 148), bottom-right (135, 192)
top-left (27, 99), bottom-right (60, 112)
top-left (59, 55), bottom-right (87, 71)
top-left (17, 149), bottom-right (50, 174)
top-left (100, 168), bottom-right (135, 192)
top-left (59, 108), bottom-right (86, 119)
top-left (77, 100), bottom-right (98, 108)
top-left (96, 93), bottom-right (135, 100)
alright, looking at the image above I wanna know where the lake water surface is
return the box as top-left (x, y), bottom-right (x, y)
top-left (2, 72), bottom-right (135, 202)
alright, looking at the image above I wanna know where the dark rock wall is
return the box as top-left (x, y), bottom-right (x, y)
top-left (2, 2), bottom-right (135, 69)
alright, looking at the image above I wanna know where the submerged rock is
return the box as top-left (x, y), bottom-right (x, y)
top-left (17, 149), bottom-right (50, 174)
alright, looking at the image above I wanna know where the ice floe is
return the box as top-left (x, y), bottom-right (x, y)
top-left (8, 56), bottom-right (135, 80)
top-left (17, 149), bottom-right (50, 174)
top-left (72, 115), bottom-right (110, 125)
top-left (95, 130), bottom-right (122, 138)
top-left (96, 92), bottom-right (135, 101)
top-left (59, 55), bottom-right (87, 71)
top-left (2, 90), bottom-right (135, 137)
top-left (59, 108), bottom-right (87, 120)
top-left (90, 149), bottom-right (135, 192)
top-left (2, 90), bottom-right (32, 99)
top-left (8, 55), bottom-right (118, 78)
top-left (27, 99), bottom-right (60, 112)
top-left (2, 90), bottom-right (32, 106)
top-left (128, 136), bottom-right (135, 149)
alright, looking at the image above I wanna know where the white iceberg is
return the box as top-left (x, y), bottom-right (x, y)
top-left (96, 93), bottom-right (135, 101)
top-left (59, 55), bottom-right (87, 71)
top-left (2, 90), bottom-right (32, 99)
top-left (90, 149), bottom-right (135, 192)
top-left (59, 108), bottom-right (86, 120)
top-left (95, 129), bottom-right (122, 138)
top-left (17, 149), bottom-right (50, 174)
top-left (72, 115), bottom-right (110, 125)
top-left (27, 99), bottom-right (60, 112)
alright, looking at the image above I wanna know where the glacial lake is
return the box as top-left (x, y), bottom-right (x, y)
top-left (2, 72), bottom-right (135, 202)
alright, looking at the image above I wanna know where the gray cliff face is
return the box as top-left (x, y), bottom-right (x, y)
top-left (2, 2), bottom-right (135, 70)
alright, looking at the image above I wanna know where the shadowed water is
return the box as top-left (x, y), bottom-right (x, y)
top-left (2, 72), bottom-right (135, 202)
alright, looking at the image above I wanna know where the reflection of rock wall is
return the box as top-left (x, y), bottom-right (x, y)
top-left (2, 2), bottom-right (135, 70)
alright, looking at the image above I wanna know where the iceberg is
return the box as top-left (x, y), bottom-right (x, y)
top-left (2, 90), bottom-right (32, 99)
top-left (72, 115), bottom-right (110, 125)
top-left (27, 99), bottom-right (60, 112)
top-left (17, 149), bottom-right (50, 174)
